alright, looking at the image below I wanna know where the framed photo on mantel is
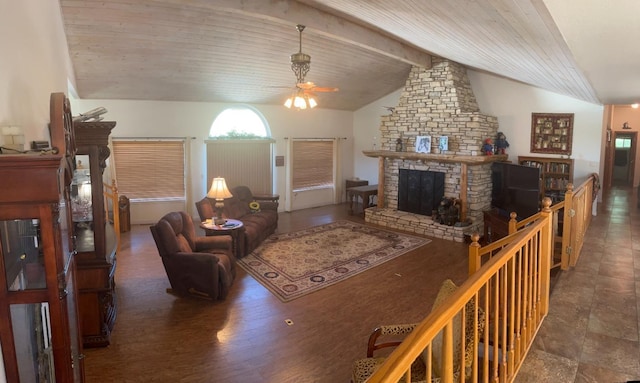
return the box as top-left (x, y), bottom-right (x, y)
top-left (530, 113), bottom-right (574, 155)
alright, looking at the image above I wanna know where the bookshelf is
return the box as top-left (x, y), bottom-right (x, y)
top-left (518, 156), bottom-right (574, 203)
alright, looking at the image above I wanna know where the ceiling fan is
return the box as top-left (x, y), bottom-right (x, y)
top-left (283, 24), bottom-right (338, 109)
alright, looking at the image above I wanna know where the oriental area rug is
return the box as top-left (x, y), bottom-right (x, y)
top-left (237, 220), bottom-right (431, 302)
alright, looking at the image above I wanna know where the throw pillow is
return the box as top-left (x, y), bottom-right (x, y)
top-left (249, 201), bottom-right (261, 213)
top-left (425, 279), bottom-right (485, 380)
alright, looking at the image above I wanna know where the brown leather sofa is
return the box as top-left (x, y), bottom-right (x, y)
top-left (196, 186), bottom-right (279, 258)
top-left (149, 211), bottom-right (236, 300)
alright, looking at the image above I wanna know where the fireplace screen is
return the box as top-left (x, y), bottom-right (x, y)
top-left (398, 169), bottom-right (445, 216)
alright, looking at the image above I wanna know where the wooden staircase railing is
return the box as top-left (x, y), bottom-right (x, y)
top-left (560, 176), bottom-right (596, 268)
top-left (470, 174), bottom-right (597, 274)
top-left (103, 180), bottom-right (121, 254)
top-left (364, 174), bottom-right (597, 382)
top-left (366, 202), bottom-right (553, 382)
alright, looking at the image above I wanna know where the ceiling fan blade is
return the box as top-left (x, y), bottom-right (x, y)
top-left (302, 89), bottom-right (318, 97)
top-left (297, 82), bottom-right (339, 92)
top-left (312, 86), bottom-right (339, 93)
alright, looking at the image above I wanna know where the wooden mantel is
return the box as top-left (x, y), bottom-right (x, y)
top-left (363, 150), bottom-right (509, 220)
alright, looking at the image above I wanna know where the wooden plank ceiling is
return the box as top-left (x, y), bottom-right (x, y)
top-left (60, 0), bottom-right (636, 111)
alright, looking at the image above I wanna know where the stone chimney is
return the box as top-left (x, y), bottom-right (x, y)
top-left (380, 58), bottom-right (498, 155)
top-left (366, 59), bottom-right (501, 242)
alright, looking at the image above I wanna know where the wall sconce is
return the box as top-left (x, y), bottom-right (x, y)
top-left (207, 177), bottom-right (233, 225)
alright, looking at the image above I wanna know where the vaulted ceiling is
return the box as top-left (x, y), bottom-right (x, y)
top-left (59, 0), bottom-right (640, 111)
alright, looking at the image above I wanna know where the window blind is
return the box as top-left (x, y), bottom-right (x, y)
top-left (205, 139), bottom-right (273, 194)
top-left (112, 140), bottom-right (185, 200)
top-left (292, 140), bottom-right (333, 191)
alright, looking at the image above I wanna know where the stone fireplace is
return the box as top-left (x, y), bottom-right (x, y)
top-left (364, 59), bottom-right (506, 242)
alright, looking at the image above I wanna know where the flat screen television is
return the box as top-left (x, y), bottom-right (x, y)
top-left (491, 162), bottom-right (541, 220)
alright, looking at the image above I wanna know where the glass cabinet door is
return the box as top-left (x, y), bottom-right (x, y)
top-left (71, 155), bottom-right (94, 253)
top-left (0, 219), bottom-right (46, 291)
top-left (10, 302), bottom-right (55, 382)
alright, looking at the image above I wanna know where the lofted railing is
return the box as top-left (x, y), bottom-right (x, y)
top-left (366, 203), bottom-right (553, 382)
top-left (469, 174), bottom-right (597, 274)
top-left (364, 175), bottom-right (597, 382)
top-left (560, 176), bottom-right (597, 268)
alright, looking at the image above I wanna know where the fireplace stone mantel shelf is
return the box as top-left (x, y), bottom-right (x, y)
top-left (363, 150), bottom-right (508, 223)
top-left (363, 150), bottom-right (508, 164)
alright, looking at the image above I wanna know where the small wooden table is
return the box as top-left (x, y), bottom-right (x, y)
top-left (347, 184), bottom-right (378, 216)
top-left (200, 218), bottom-right (245, 259)
top-left (345, 179), bottom-right (368, 200)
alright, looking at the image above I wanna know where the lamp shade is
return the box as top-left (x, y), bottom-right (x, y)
top-left (207, 177), bottom-right (233, 200)
top-left (284, 90), bottom-right (317, 110)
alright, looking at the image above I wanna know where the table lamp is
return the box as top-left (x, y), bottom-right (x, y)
top-left (207, 177), bottom-right (233, 225)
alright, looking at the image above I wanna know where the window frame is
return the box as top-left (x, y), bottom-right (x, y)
top-left (111, 138), bottom-right (186, 202)
top-left (291, 139), bottom-right (335, 192)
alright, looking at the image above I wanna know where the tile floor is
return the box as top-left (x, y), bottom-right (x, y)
top-left (515, 186), bottom-right (640, 383)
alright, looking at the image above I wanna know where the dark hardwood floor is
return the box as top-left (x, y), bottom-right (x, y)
top-left (83, 203), bottom-right (470, 382)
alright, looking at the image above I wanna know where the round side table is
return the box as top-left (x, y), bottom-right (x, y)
top-left (200, 218), bottom-right (245, 259)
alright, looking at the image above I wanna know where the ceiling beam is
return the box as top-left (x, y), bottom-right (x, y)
top-left (193, 0), bottom-right (432, 68)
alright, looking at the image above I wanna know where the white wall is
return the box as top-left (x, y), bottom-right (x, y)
top-left (352, 90), bottom-right (403, 184)
top-left (467, 70), bottom-right (605, 185)
top-left (71, 99), bottom-right (354, 223)
top-left (0, 0), bottom-right (74, 145)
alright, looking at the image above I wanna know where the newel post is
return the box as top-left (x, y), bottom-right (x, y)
top-left (468, 233), bottom-right (481, 276)
top-left (507, 212), bottom-right (518, 234)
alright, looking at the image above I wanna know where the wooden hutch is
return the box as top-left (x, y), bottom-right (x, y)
top-left (72, 120), bottom-right (118, 348)
top-left (0, 93), bottom-right (85, 381)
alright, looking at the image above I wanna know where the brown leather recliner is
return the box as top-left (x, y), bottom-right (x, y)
top-left (195, 186), bottom-right (279, 257)
top-left (149, 211), bottom-right (236, 300)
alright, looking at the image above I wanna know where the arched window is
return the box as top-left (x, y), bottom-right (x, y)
top-left (206, 106), bottom-right (274, 194)
top-left (209, 106), bottom-right (270, 138)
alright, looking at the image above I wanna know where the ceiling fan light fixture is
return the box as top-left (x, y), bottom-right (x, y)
top-left (294, 95), bottom-right (308, 110)
top-left (283, 24), bottom-right (325, 110)
top-left (307, 95), bottom-right (318, 108)
top-left (290, 25), bottom-right (311, 84)
top-left (284, 90), bottom-right (317, 110)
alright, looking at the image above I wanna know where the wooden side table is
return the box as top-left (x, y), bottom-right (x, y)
top-left (345, 179), bottom-right (368, 200)
top-left (347, 184), bottom-right (378, 216)
top-left (200, 218), bottom-right (245, 259)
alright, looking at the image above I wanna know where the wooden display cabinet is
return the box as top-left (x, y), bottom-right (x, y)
top-left (73, 120), bottom-right (118, 348)
top-left (518, 156), bottom-right (574, 203)
top-left (0, 93), bottom-right (84, 382)
top-left (530, 113), bottom-right (574, 155)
